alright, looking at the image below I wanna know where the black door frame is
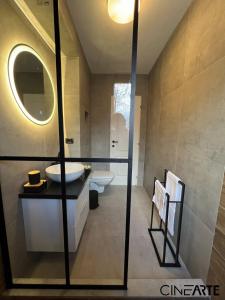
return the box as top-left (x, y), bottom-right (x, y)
top-left (0, 0), bottom-right (139, 290)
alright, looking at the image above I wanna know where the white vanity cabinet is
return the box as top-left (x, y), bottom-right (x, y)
top-left (21, 179), bottom-right (89, 252)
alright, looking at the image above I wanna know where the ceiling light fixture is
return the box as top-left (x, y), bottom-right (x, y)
top-left (108, 0), bottom-right (140, 24)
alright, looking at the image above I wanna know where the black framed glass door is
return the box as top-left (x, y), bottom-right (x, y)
top-left (0, 0), bottom-right (139, 289)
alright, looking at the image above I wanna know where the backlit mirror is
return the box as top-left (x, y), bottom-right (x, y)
top-left (8, 45), bottom-right (55, 125)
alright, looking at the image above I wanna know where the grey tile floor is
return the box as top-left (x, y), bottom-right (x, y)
top-left (3, 187), bottom-right (208, 298)
top-left (13, 186), bottom-right (190, 285)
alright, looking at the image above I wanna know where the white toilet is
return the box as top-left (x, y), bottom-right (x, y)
top-left (89, 170), bottom-right (114, 193)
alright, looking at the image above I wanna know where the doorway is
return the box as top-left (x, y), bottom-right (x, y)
top-left (110, 83), bottom-right (141, 186)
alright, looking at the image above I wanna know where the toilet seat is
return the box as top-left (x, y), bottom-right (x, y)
top-left (89, 170), bottom-right (114, 193)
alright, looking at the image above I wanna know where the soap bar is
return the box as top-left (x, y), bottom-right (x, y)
top-left (24, 179), bottom-right (47, 193)
top-left (28, 170), bottom-right (40, 185)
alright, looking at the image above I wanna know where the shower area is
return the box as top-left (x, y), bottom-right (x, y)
top-left (2, 0), bottom-right (225, 296)
top-left (0, 0), bottom-right (138, 289)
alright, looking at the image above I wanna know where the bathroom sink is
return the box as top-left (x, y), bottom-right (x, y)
top-left (45, 163), bottom-right (84, 183)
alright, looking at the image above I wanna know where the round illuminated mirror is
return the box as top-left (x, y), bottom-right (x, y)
top-left (8, 45), bottom-right (55, 125)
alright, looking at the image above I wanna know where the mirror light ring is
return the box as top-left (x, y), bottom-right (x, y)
top-left (8, 44), bottom-right (56, 125)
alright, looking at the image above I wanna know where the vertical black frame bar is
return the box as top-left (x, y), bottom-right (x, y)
top-left (162, 193), bottom-right (170, 264)
top-left (53, 0), bottom-right (70, 285)
top-left (0, 187), bottom-right (12, 288)
top-left (175, 181), bottom-right (185, 263)
top-left (123, 0), bottom-right (139, 288)
top-left (0, 0), bottom-right (139, 290)
top-left (150, 177), bottom-right (157, 229)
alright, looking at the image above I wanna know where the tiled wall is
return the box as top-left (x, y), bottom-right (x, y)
top-left (144, 0), bottom-right (225, 280)
top-left (63, 54), bottom-right (91, 159)
top-left (0, 0), bottom-right (59, 278)
top-left (63, 56), bottom-right (81, 157)
top-left (207, 173), bottom-right (225, 299)
top-left (60, 1), bottom-right (91, 158)
top-left (79, 54), bottom-right (91, 158)
top-left (90, 74), bottom-right (148, 185)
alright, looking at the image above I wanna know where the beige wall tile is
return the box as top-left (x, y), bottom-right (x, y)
top-left (60, 1), bottom-right (91, 159)
top-left (63, 57), bottom-right (81, 157)
top-left (180, 204), bottom-right (214, 280)
top-left (160, 16), bottom-right (187, 97)
top-left (184, 0), bottom-right (225, 80)
top-left (144, 0), bottom-right (225, 280)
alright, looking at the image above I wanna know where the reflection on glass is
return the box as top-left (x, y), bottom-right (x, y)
top-left (113, 83), bottom-right (131, 129)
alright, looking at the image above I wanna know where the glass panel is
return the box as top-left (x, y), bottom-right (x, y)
top-left (0, 0), bottom-right (59, 157)
top-left (114, 83), bottom-right (131, 130)
top-left (111, 83), bottom-right (131, 159)
top-left (0, 161), bottom-right (66, 284)
top-left (0, 0), bottom-right (136, 288)
top-left (60, 0), bottom-right (133, 159)
top-left (23, 0), bottom-right (55, 42)
top-left (67, 162), bottom-right (127, 285)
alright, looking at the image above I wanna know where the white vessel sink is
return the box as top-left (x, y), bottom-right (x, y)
top-left (45, 163), bottom-right (84, 183)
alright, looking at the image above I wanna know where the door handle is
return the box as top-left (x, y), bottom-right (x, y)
top-left (112, 140), bottom-right (118, 143)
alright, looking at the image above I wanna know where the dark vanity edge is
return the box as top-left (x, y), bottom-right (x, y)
top-left (19, 169), bottom-right (91, 200)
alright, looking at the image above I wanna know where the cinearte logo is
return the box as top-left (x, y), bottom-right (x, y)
top-left (160, 284), bottom-right (220, 297)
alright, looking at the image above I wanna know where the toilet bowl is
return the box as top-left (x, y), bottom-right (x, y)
top-left (89, 170), bottom-right (114, 193)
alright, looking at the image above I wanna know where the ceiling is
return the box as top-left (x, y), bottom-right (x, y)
top-left (67, 0), bottom-right (192, 75)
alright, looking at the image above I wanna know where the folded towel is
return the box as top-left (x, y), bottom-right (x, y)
top-left (166, 171), bottom-right (182, 203)
top-left (165, 171), bottom-right (182, 236)
top-left (152, 180), bottom-right (167, 220)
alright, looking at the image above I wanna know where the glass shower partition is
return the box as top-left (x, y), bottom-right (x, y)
top-left (0, 0), bottom-right (66, 286)
top-left (0, 0), bottom-right (139, 289)
top-left (59, 0), bottom-right (139, 288)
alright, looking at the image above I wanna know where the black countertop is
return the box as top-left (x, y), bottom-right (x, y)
top-left (19, 170), bottom-right (91, 200)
